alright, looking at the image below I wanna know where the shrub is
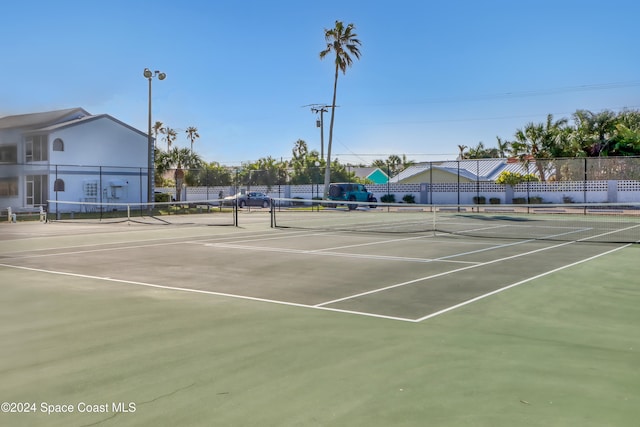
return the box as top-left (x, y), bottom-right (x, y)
top-left (473, 196), bottom-right (486, 204)
top-left (380, 194), bottom-right (395, 203)
top-left (496, 171), bottom-right (540, 185)
top-left (155, 192), bottom-right (171, 203)
top-left (489, 197), bottom-right (501, 204)
top-left (513, 197), bottom-right (526, 204)
top-left (529, 196), bottom-right (543, 204)
top-left (402, 194), bottom-right (416, 204)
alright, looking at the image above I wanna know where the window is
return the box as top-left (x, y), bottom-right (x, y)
top-left (54, 178), bottom-right (65, 192)
top-left (0, 177), bottom-right (18, 197)
top-left (26, 175), bottom-right (48, 206)
top-left (25, 135), bottom-right (48, 162)
top-left (0, 145), bottom-right (18, 163)
top-left (53, 138), bottom-right (64, 151)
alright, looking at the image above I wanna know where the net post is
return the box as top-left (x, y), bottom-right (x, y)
top-left (233, 199), bottom-right (238, 227)
top-left (270, 199), bottom-right (275, 228)
top-left (432, 206), bottom-right (436, 237)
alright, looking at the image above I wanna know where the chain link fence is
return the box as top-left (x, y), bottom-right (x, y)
top-left (2, 157), bottom-right (640, 217)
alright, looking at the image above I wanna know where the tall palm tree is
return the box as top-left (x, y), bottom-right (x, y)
top-left (457, 145), bottom-right (468, 160)
top-left (400, 154), bottom-right (415, 171)
top-left (185, 126), bottom-right (200, 154)
top-left (495, 137), bottom-right (508, 158)
top-left (163, 127), bottom-right (177, 152)
top-left (153, 121), bottom-right (164, 150)
top-left (319, 20), bottom-right (362, 197)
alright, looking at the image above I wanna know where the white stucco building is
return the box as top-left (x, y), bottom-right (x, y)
top-left (0, 108), bottom-right (149, 215)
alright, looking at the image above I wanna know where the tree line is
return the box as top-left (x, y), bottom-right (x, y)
top-left (459, 108), bottom-right (640, 160)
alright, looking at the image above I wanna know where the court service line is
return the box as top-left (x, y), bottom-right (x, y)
top-left (0, 263), bottom-right (415, 323)
top-left (435, 227), bottom-right (594, 260)
top-left (317, 224), bottom-right (639, 309)
top-left (5, 230), bottom-right (302, 260)
top-left (203, 242), bottom-right (479, 265)
top-left (315, 239), bottom-right (579, 307)
top-left (307, 234), bottom-right (434, 253)
top-left (304, 219), bottom-right (594, 258)
top-left (414, 243), bottom-right (633, 322)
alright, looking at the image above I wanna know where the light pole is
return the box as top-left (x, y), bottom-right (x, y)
top-left (143, 68), bottom-right (166, 205)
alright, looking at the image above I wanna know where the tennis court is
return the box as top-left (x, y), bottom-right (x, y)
top-left (3, 209), bottom-right (635, 322)
top-left (1, 204), bottom-right (639, 426)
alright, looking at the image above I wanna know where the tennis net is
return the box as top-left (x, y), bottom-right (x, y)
top-left (47, 199), bottom-right (237, 226)
top-left (270, 197), bottom-right (640, 244)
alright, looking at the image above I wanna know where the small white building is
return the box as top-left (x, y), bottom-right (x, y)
top-left (0, 108), bottom-right (149, 214)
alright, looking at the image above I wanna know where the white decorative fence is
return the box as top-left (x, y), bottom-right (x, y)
top-left (159, 180), bottom-right (640, 205)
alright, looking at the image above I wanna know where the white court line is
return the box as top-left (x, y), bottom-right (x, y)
top-left (317, 224), bottom-right (640, 311)
top-left (315, 239), bottom-right (580, 307)
top-left (204, 242), bottom-right (479, 265)
top-left (200, 222), bottom-right (596, 265)
top-left (414, 243), bottom-right (633, 322)
top-left (0, 263), bottom-right (415, 323)
top-left (3, 230), bottom-right (305, 260)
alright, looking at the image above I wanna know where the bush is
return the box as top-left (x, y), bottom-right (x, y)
top-left (155, 192), bottom-right (171, 202)
top-left (402, 194), bottom-right (416, 204)
top-left (529, 196), bottom-right (543, 204)
top-left (512, 197), bottom-right (542, 204)
top-left (473, 196), bottom-right (486, 204)
top-left (489, 197), bottom-right (501, 204)
top-left (380, 194), bottom-right (395, 203)
top-left (496, 171), bottom-right (540, 185)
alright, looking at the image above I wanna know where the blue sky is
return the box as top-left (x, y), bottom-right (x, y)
top-left (2, 0), bottom-right (639, 165)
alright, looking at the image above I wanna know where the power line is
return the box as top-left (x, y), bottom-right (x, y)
top-left (355, 80), bottom-right (640, 107)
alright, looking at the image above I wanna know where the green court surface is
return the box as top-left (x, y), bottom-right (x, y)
top-left (0, 217), bottom-right (638, 426)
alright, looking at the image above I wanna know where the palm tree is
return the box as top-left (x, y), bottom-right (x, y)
top-left (573, 109), bottom-right (617, 156)
top-left (387, 154), bottom-right (401, 175)
top-left (185, 126), bottom-right (200, 154)
top-left (495, 137), bottom-right (508, 158)
top-left (156, 147), bottom-right (202, 202)
top-left (153, 121), bottom-right (164, 149)
top-left (319, 20), bottom-right (362, 197)
top-left (457, 145), bottom-right (467, 160)
top-left (292, 139), bottom-right (309, 164)
top-left (163, 127), bottom-right (177, 152)
top-left (514, 122), bottom-right (552, 180)
top-left (400, 154), bottom-right (415, 171)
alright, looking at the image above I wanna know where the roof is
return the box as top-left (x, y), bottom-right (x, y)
top-left (35, 114), bottom-right (147, 138)
top-left (0, 108), bottom-right (90, 130)
top-left (352, 167), bottom-right (389, 184)
top-left (391, 158), bottom-right (553, 182)
top-left (0, 108), bottom-right (147, 139)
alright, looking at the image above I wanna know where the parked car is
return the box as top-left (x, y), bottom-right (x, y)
top-left (222, 192), bottom-right (271, 208)
top-left (326, 183), bottom-right (377, 210)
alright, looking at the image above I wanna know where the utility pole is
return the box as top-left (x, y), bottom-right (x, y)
top-left (311, 105), bottom-right (328, 159)
top-left (303, 104), bottom-right (331, 159)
